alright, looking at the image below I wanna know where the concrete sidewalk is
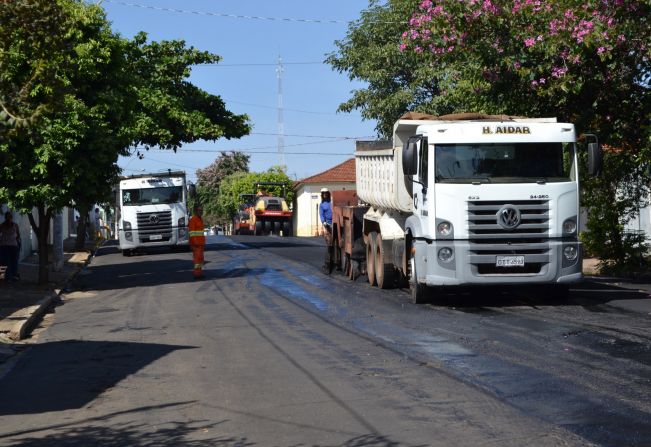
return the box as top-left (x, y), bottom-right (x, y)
top-left (0, 238), bottom-right (94, 347)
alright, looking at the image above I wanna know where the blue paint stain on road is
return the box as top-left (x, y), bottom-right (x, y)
top-left (259, 269), bottom-right (329, 313)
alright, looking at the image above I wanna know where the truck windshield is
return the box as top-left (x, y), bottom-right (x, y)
top-left (122, 186), bottom-right (183, 206)
top-left (435, 143), bottom-right (574, 184)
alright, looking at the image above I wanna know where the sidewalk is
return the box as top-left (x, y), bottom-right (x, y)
top-left (0, 238), bottom-right (94, 347)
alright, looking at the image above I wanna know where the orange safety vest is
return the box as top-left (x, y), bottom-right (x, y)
top-left (188, 215), bottom-right (205, 246)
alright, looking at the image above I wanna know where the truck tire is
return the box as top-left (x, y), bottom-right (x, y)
top-left (409, 250), bottom-right (428, 304)
top-left (273, 221), bottom-right (281, 235)
top-left (366, 232), bottom-right (377, 286)
top-left (374, 233), bottom-right (395, 289)
top-left (255, 221), bottom-right (262, 236)
top-left (282, 221), bottom-right (292, 237)
top-left (264, 220), bottom-right (272, 235)
top-left (122, 249), bottom-right (132, 257)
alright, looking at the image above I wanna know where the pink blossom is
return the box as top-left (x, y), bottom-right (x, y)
top-left (524, 37), bottom-right (536, 47)
top-left (597, 46), bottom-right (606, 54)
top-left (531, 80), bottom-right (539, 87)
top-left (514, 61), bottom-right (521, 69)
top-left (420, 0), bottom-right (433, 8)
top-left (539, 78), bottom-right (546, 84)
top-left (399, 43), bottom-right (407, 52)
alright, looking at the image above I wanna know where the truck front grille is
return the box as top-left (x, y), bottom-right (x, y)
top-left (136, 211), bottom-right (173, 243)
top-left (467, 200), bottom-right (550, 275)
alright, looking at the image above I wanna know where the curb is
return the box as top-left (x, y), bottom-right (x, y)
top-left (8, 292), bottom-right (59, 341)
top-left (6, 249), bottom-right (94, 342)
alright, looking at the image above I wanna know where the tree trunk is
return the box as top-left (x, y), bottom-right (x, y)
top-left (28, 204), bottom-right (52, 285)
top-left (75, 211), bottom-right (88, 251)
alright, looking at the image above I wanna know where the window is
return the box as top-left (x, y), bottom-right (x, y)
top-left (419, 138), bottom-right (429, 187)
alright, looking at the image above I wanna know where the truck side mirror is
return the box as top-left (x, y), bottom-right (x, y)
top-left (402, 141), bottom-right (418, 176)
top-left (587, 142), bottom-right (603, 177)
top-left (188, 183), bottom-right (197, 199)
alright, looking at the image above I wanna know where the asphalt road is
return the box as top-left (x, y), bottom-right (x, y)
top-left (0, 235), bottom-right (649, 446)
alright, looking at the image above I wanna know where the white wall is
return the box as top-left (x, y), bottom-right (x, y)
top-left (294, 182), bottom-right (355, 237)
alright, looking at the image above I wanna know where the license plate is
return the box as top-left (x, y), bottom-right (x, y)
top-left (496, 255), bottom-right (525, 267)
top-left (150, 234), bottom-right (162, 241)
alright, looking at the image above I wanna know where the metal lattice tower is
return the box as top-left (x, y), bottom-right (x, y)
top-left (276, 56), bottom-right (285, 170)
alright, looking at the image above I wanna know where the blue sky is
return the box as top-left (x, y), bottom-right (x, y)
top-left (101, 0), bottom-right (380, 183)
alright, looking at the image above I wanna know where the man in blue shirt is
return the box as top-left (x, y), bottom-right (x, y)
top-left (319, 188), bottom-right (334, 274)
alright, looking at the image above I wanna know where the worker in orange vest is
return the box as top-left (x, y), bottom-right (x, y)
top-left (188, 205), bottom-right (206, 279)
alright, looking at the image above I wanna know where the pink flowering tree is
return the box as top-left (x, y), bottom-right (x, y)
top-left (403, 0), bottom-right (649, 143)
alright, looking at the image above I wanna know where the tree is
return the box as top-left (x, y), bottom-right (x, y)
top-left (329, 0), bottom-right (651, 270)
top-left (327, 0), bottom-right (444, 138)
top-left (195, 151), bottom-right (250, 224)
top-left (217, 167), bottom-right (294, 222)
top-left (0, 0), bottom-right (250, 283)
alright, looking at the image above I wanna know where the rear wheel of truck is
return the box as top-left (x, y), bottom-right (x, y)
top-left (273, 221), bottom-right (281, 235)
top-left (374, 233), bottom-right (395, 289)
top-left (366, 232), bottom-right (377, 286)
top-left (122, 249), bottom-right (132, 257)
top-left (409, 250), bottom-right (428, 304)
top-left (282, 221), bottom-right (292, 237)
top-left (264, 220), bottom-right (272, 235)
top-left (255, 221), bottom-right (262, 236)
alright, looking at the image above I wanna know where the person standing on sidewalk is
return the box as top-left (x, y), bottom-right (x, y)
top-left (188, 205), bottom-right (206, 279)
top-left (0, 211), bottom-right (21, 281)
top-left (319, 188), bottom-right (334, 274)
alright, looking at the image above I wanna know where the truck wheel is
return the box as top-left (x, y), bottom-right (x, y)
top-left (255, 221), bottom-right (262, 236)
top-left (264, 220), bottom-right (272, 235)
top-left (282, 221), bottom-right (292, 237)
top-left (366, 232), bottom-right (377, 286)
top-left (122, 249), bottom-right (132, 257)
top-left (374, 233), bottom-right (395, 289)
top-left (409, 251), bottom-right (428, 304)
top-left (273, 221), bottom-right (281, 235)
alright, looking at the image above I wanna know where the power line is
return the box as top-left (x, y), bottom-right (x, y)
top-left (250, 132), bottom-right (373, 139)
top-left (199, 62), bottom-right (324, 67)
top-left (103, 0), bottom-right (359, 24)
top-left (224, 99), bottom-right (358, 117)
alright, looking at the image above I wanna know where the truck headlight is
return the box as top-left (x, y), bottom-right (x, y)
top-left (178, 217), bottom-right (187, 237)
top-left (437, 221), bottom-right (452, 236)
top-left (123, 221), bottom-right (132, 241)
top-left (438, 247), bottom-right (454, 263)
top-left (563, 245), bottom-right (578, 261)
top-left (562, 219), bottom-right (577, 235)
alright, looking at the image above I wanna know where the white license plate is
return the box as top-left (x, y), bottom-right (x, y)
top-left (496, 255), bottom-right (525, 267)
top-left (150, 234), bottom-right (163, 241)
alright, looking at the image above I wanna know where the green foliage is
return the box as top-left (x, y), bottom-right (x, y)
top-left (194, 151), bottom-right (250, 224)
top-left (327, 0), bottom-right (449, 138)
top-left (217, 167), bottom-right (294, 221)
top-left (580, 150), bottom-right (651, 273)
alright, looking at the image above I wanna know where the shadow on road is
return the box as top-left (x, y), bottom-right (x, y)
top-left (0, 340), bottom-right (196, 416)
top-left (2, 423), bottom-right (423, 447)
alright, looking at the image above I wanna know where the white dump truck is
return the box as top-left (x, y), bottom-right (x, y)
top-left (117, 171), bottom-right (190, 255)
top-left (352, 113), bottom-right (602, 302)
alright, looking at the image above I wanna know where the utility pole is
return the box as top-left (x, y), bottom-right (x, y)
top-left (276, 55), bottom-right (286, 171)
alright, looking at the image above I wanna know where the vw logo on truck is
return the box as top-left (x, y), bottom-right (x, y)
top-left (497, 206), bottom-right (521, 230)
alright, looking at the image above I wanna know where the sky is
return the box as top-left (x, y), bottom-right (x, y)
top-left (100, 0), bottom-right (380, 183)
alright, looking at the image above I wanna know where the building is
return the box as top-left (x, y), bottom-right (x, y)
top-left (293, 159), bottom-right (356, 237)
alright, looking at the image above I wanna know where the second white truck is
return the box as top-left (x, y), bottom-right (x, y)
top-left (117, 171), bottom-right (190, 255)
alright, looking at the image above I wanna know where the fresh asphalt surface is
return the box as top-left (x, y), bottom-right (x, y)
top-left (0, 234), bottom-right (649, 446)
